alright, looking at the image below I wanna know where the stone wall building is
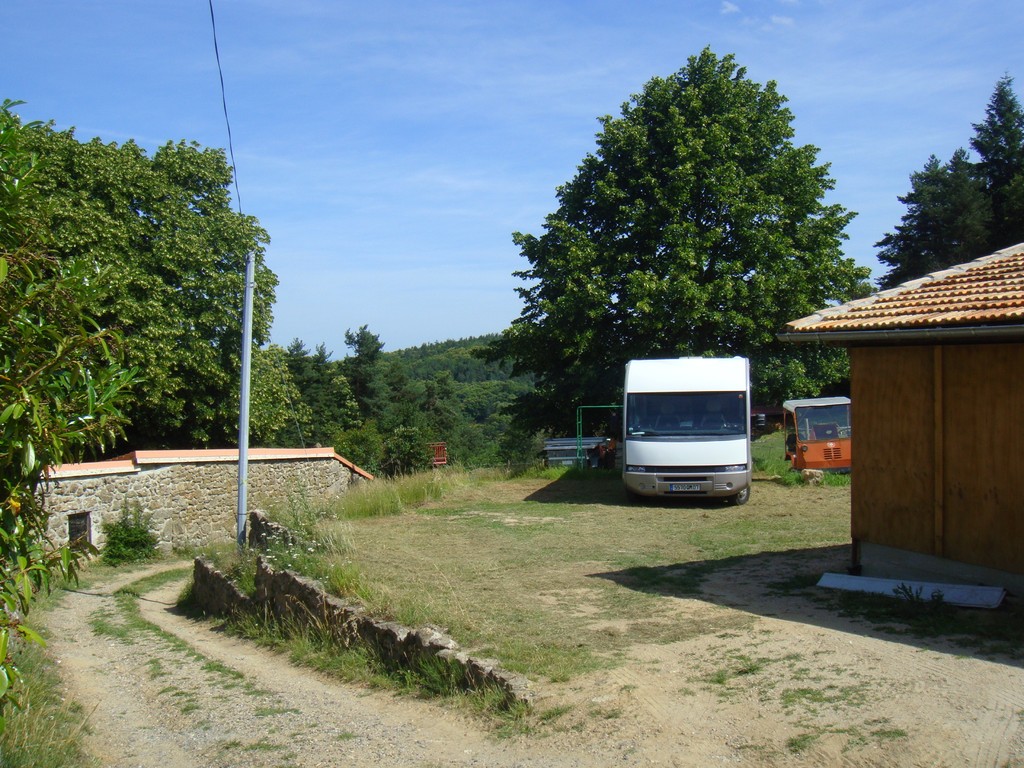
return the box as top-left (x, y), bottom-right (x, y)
top-left (44, 448), bottom-right (372, 552)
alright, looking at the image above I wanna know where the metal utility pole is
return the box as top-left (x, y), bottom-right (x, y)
top-left (208, 0), bottom-right (253, 547)
top-left (236, 251), bottom-right (255, 547)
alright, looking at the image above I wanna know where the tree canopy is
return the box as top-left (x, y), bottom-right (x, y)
top-left (258, 329), bottom-right (537, 476)
top-left (0, 100), bottom-right (134, 732)
top-left (972, 75), bottom-right (1024, 250)
top-left (489, 49), bottom-right (868, 431)
top-left (20, 121), bottom-right (277, 448)
top-left (877, 75), bottom-right (1024, 288)
top-left (875, 150), bottom-right (989, 288)
top-left (277, 339), bottom-right (359, 447)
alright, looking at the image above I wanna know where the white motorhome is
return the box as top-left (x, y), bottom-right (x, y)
top-left (622, 357), bottom-right (751, 505)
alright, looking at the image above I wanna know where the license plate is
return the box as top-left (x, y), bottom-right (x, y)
top-left (670, 483), bottom-right (701, 492)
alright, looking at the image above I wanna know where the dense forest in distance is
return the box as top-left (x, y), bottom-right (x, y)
top-left (274, 331), bottom-right (539, 476)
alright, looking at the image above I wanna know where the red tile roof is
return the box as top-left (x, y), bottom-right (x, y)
top-left (48, 447), bottom-right (373, 480)
top-left (784, 243), bottom-right (1024, 337)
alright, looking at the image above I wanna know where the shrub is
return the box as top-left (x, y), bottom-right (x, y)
top-left (101, 504), bottom-right (158, 566)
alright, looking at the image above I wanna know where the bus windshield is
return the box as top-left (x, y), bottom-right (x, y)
top-left (626, 392), bottom-right (746, 437)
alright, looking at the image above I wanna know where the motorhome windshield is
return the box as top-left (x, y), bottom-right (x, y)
top-left (626, 392), bottom-right (746, 437)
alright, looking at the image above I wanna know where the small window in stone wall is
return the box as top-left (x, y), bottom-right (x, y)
top-left (68, 512), bottom-right (91, 546)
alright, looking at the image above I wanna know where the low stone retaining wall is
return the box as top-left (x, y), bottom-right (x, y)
top-left (189, 555), bottom-right (533, 708)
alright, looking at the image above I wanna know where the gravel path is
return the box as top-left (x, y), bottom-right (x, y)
top-left (42, 562), bottom-right (586, 768)
top-left (42, 555), bottom-right (1024, 767)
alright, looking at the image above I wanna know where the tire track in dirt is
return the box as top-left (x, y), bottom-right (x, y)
top-left (40, 557), bottom-right (1024, 768)
top-left (41, 561), bottom-right (623, 767)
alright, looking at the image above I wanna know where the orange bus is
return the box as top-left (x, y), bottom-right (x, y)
top-left (783, 397), bottom-right (851, 472)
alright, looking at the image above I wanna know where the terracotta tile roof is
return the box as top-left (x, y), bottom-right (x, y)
top-left (49, 447), bottom-right (374, 480)
top-left (785, 243), bottom-right (1024, 336)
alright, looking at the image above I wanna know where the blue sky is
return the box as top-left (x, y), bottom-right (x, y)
top-left (5, 1), bottom-right (1023, 354)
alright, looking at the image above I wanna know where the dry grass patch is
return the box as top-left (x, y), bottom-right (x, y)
top-left (301, 469), bottom-right (852, 683)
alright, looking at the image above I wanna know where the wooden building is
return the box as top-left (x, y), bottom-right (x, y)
top-left (780, 243), bottom-right (1024, 583)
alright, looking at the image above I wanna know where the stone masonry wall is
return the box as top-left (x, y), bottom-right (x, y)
top-left (44, 454), bottom-right (362, 552)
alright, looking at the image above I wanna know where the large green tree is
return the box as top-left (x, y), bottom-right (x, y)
top-left (489, 49), bottom-right (867, 431)
top-left (20, 122), bottom-right (277, 448)
top-left (0, 101), bottom-right (134, 733)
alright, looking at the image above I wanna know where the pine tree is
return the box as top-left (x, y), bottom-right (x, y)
top-left (876, 76), bottom-right (1024, 288)
top-left (971, 75), bottom-right (1024, 250)
top-left (875, 149), bottom-right (990, 289)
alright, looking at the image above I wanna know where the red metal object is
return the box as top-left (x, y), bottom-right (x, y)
top-left (429, 442), bottom-right (448, 467)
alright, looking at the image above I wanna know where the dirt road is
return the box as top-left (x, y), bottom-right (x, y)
top-left (44, 550), bottom-right (1024, 767)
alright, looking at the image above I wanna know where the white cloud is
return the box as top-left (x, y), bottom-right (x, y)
top-left (721, 2), bottom-right (740, 14)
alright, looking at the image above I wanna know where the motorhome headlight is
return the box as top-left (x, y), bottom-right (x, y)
top-left (719, 464), bottom-right (747, 473)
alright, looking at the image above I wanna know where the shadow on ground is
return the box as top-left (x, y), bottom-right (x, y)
top-left (524, 469), bottom-right (750, 508)
top-left (589, 544), bottom-right (1024, 670)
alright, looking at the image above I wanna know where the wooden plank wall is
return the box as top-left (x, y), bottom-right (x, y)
top-left (941, 344), bottom-right (1023, 573)
top-left (851, 346), bottom-right (935, 552)
top-left (851, 342), bottom-right (1024, 575)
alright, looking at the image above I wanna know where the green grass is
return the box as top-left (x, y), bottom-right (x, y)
top-left (269, 467), bottom-right (474, 524)
top-left (786, 732), bottom-right (820, 753)
top-left (218, 604), bottom-right (531, 728)
top-left (223, 468), bottom-right (852, 688)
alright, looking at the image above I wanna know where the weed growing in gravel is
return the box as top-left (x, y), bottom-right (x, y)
top-left (254, 705), bottom-right (301, 717)
top-left (147, 659), bottom-right (169, 679)
top-left (877, 727), bottom-right (910, 742)
top-left (786, 732), bottom-right (819, 753)
top-left (243, 737), bottom-right (287, 751)
top-left (537, 704), bottom-right (573, 724)
top-left (89, 607), bottom-right (133, 641)
top-left (707, 653), bottom-right (771, 687)
top-left (780, 684), bottom-right (871, 713)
